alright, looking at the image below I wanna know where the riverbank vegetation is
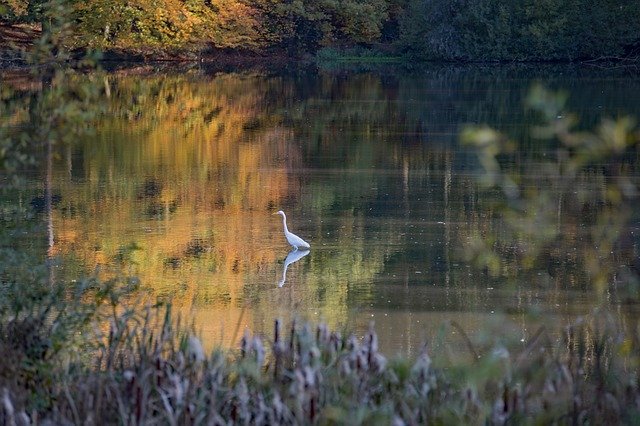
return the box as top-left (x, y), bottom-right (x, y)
top-left (2, 0), bottom-right (640, 62)
top-left (3, 295), bottom-right (640, 424)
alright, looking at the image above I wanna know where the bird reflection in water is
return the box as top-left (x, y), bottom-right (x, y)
top-left (278, 248), bottom-right (310, 287)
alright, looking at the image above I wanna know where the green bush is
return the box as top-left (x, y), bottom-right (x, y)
top-left (399, 0), bottom-right (640, 61)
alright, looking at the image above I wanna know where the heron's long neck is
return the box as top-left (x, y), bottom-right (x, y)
top-left (281, 214), bottom-right (289, 233)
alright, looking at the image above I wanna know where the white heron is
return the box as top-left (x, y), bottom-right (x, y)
top-left (273, 210), bottom-right (310, 250)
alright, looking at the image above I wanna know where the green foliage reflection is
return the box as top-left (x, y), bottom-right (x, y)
top-left (463, 85), bottom-right (640, 296)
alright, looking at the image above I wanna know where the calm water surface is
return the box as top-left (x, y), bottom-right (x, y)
top-left (34, 65), bottom-right (640, 355)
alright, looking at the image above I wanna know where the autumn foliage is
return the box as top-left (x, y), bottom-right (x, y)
top-left (2, 0), bottom-right (640, 60)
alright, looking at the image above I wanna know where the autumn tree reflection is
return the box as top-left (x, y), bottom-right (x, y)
top-left (43, 70), bottom-right (640, 353)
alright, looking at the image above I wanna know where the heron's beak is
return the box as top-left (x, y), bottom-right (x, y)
top-left (272, 212), bottom-right (278, 215)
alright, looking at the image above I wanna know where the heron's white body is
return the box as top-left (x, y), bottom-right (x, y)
top-left (275, 210), bottom-right (310, 250)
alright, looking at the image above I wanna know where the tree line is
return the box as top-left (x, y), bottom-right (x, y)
top-left (2, 0), bottom-right (640, 61)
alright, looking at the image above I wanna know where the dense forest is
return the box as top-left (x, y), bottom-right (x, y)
top-left (2, 0), bottom-right (640, 61)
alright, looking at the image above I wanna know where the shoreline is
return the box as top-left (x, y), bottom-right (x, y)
top-left (1, 22), bottom-right (639, 73)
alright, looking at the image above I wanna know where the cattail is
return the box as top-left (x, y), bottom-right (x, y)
top-left (309, 346), bottom-right (321, 366)
top-left (316, 323), bottom-right (329, 347)
top-left (392, 415), bottom-right (406, 426)
top-left (371, 353), bottom-right (387, 373)
top-left (273, 320), bottom-right (284, 380)
top-left (274, 319), bottom-right (281, 345)
top-left (294, 369), bottom-right (305, 395)
top-left (289, 319), bottom-right (296, 354)
top-left (240, 330), bottom-right (249, 359)
top-left (253, 336), bottom-right (265, 366)
top-left (272, 392), bottom-right (284, 423)
top-left (330, 332), bottom-right (342, 354)
top-left (340, 358), bottom-right (352, 376)
top-left (187, 335), bottom-right (205, 363)
top-left (309, 391), bottom-right (317, 422)
top-left (347, 334), bottom-right (358, 351)
top-left (2, 388), bottom-right (16, 426)
top-left (366, 322), bottom-right (379, 366)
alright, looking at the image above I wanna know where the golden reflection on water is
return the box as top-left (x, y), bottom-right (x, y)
top-left (50, 72), bottom-right (395, 350)
top-left (42, 69), bottom-right (640, 355)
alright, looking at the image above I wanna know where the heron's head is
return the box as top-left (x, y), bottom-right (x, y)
top-left (273, 210), bottom-right (285, 216)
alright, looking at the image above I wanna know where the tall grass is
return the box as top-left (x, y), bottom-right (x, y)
top-left (1, 298), bottom-right (639, 424)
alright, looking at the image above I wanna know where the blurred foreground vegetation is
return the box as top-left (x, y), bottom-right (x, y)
top-left (462, 85), bottom-right (640, 295)
top-left (4, 296), bottom-right (640, 424)
top-left (2, 0), bottom-right (640, 61)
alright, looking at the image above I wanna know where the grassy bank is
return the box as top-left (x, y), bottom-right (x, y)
top-left (0, 294), bottom-right (640, 425)
top-left (1, 294), bottom-right (639, 424)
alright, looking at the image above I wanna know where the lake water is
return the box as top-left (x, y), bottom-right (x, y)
top-left (18, 64), bottom-right (640, 356)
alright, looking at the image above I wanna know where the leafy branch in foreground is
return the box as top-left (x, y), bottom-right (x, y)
top-left (462, 85), bottom-right (639, 296)
top-left (0, 0), bottom-right (109, 415)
